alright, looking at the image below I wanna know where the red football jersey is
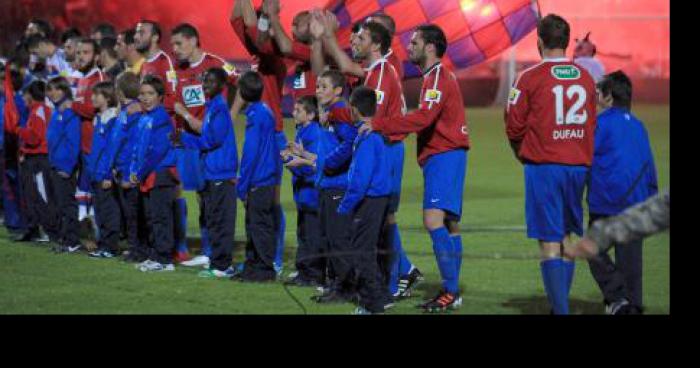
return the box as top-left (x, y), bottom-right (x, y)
top-left (505, 58), bottom-right (596, 166)
top-left (175, 52), bottom-right (239, 130)
top-left (385, 49), bottom-right (404, 81)
top-left (72, 67), bottom-right (104, 154)
top-left (17, 102), bottom-right (51, 155)
top-left (141, 50), bottom-right (178, 114)
top-left (364, 57), bottom-right (407, 140)
top-left (287, 42), bottom-right (316, 100)
top-left (230, 16), bottom-right (287, 132)
top-left (373, 62), bottom-right (470, 166)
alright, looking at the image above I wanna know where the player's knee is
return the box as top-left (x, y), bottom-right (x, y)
top-left (539, 241), bottom-right (563, 260)
top-left (423, 210), bottom-right (445, 231)
top-left (386, 212), bottom-right (396, 224)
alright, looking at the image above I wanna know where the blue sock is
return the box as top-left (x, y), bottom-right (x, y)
top-left (563, 259), bottom-right (575, 295)
top-left (451, 235), bottom-right (463, 281)
top-left (176, 198), bottom-right (188, 253)
top-left (274, 205), bottom-right (285, 270)
top-left (430, 227), bottom-right (458, 294)
top-left (200, 227), bottom-right (211, 257)
top-left (394, 224), bottom-right (413, 276)
top-left (540, 258), bottom-right (569, 315)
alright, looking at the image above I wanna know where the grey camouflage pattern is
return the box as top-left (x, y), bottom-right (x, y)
top-left (587, 190), bottom-right (670, 253)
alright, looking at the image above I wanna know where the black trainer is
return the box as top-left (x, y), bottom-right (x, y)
top-left (396, 267), bottom-right (424, 299)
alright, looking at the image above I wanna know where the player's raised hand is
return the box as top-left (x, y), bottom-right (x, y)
top-left (310, 13), bottom-right (325, 40)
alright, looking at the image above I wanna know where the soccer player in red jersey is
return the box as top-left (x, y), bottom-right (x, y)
top-left (71, 38), bottom-right (104, 234)
top-left (366, 13), bottom-right (404, 81)
top-left (314, 14), bottom-right (422, 304)
top-left (134, 20), bottom-right (177, 114)
top-left (169, 23), bottom-right (239, 268)
top-left (362, 25), bottom-right (470, 312)
top-left (262, 0), bottom-right (316, 101)
top-left (504, 14), bottom-right (597, 314)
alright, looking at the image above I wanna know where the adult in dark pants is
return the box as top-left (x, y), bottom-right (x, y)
top-left (234, 71), bottom-right (282, 282)
top-left (45, 76), bottom-right (82, 253)
top-left (130, 75), bottom-right (179, 272)
top-left (585, 71), bottom-right (658, 314)
top-left (10, 81), bottom-right (60, 242)
top-left (86, 81), bottom-right (121, 258)
top-left (109, 72), bottom-right (149, 262)
top-left (172, 67), bottom-right (238, 278)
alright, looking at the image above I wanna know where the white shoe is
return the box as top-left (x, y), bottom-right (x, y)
top-left (180, 255), bottom-right (210, 267)
top-left (135, 259), bottom-right (156, 269)
top-left (139, 261), bottom-right (175, 272)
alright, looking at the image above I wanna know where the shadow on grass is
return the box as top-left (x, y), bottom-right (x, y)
top-left (414, 281), bottom-right (602, 315)
top-left (501, 296), bottom-right (602, 315)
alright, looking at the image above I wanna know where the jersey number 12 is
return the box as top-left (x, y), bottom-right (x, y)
top-left (552, 85), bottom-right (587, 125)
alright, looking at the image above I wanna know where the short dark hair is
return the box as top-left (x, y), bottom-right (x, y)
top-left (25, 34), bottom-right (51, 50)
top-left (61, 27), bottom-right (82, 44)
top-left (140, 20), bottom-right (162, 43)
top-left (47, 76), bottom-right (73, 100)
top-left (350, 86), bottom-right (377, 118)
top-left (319, 69), bottom-right (346, 90)
top-left (141, 74), bottom-right (166, 97)
top-left (25, 80), bottom-right (46, 102)
top-left (295, 95), bottom-right (318, 119)
top-left (120, 29), bottom-right (136, 45)
top-left (116, 71), bottom-right (141, 100)
top-left (171, 23), bottom-right (200, 46)
top-left (99, 37), bottom-right (118, 60)
top-left (237, 71), bottom-right (264, 103)
top-left (351, 21), bottom-right (364, 34)
top-left (29, 19), bottom-right (52, 38)
top-left (205, 67), bottom-right (228, 86)
top-left (416, 24), bottom-right (447, 58)
top-left (538, 14), bottom-right (570, 50)
top-left (597, 70), bottom-right (633, 110)
top-left (78, 37), bottom-right (101, 54)
top-left (92, 81), bottom-right (118, 108)
top-left (92, 23), bottom-right (117, 39)
top-left (369, 13), bottom-right (396, 37)
top-left (361, 22), bottom-right (391, 55)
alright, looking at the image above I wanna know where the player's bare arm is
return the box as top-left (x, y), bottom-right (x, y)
top-left (320, 11), bottom-right (364, 78)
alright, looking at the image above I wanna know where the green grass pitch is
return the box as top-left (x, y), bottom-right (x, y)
top-left (0, 105), bottom-right (669, 314)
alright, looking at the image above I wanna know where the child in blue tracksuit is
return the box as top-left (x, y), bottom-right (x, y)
top-left (586, 71), bottom-right (658, 314)
top-left (282, 95), bottom-right (325, 287)
top-left (107, 72), bottom-right (146, 262)
top-left (86, 82), bottom-right (120, 258)
top-left (235, 71), bottom-right (282, 282)
top-left (46, 76), bottom-right (82, 253)
top-left (130, 75), bottom-right (178, 272)
top-left (172, 67), bottom-right (239, 278)
top-left (339, 86), bottom-right (392, 315)
top-left (312, 70), bottom-right (359, 303)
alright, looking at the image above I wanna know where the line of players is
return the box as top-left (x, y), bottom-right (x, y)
top-left (0, 1), bottom-right (656, 314)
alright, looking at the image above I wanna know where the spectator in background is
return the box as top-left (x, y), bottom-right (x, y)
top-left (574, 32), bottom-right (605, 83)
top-left (91, 23), bottom-right (117, 43)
